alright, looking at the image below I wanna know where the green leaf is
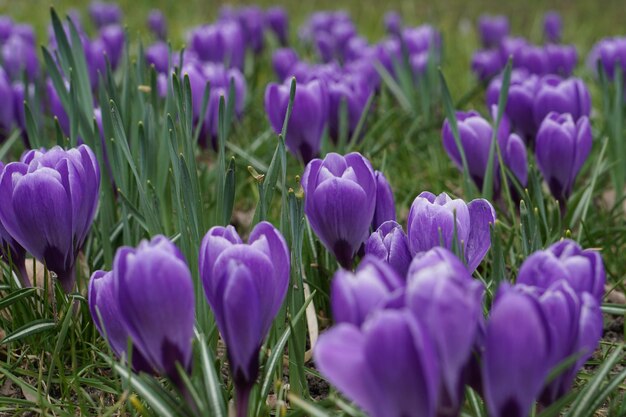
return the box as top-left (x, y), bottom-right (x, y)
top-left (196, 332), bottom-right (227, 417)
top-left (288, 394), bottom-right (333, 417)
top-left (0, 288), bottom-right (37, 310)
top-left (1, 319), bottom-right (56, 345)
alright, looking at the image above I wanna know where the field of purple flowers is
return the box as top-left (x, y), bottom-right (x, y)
top-left (0, 1), bottom-right (626, 416)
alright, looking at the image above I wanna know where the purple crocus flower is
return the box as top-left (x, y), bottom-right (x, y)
top-left (98, 24), bottom-right (125, 69)
top-left (0, 69), bottom-right (14, 140)
top-left (265, 7), bottom-right (288, 46)
top-left (545, 44), bottom-right (577, 76)
top-left (365, 221), bottom-right (411, 277)
top-left (147, 9), bottom-right (167, 40)
top-left (315, 309), bottom-right (440, 417)
top-left (516, 44), bottom-right (550, 75)
top-left (88, 270), bottom-right (151, 373)
top-left (89, 1), bottom-right (122, 29)
top-left (145, 41), bottom-right (170, 73)
top-left (586, 37), bottom-right (626, 80)
top-left (229, 6), bottom-right (266, 54)
top-left (499, 132), bottom-right (529, 188)
top-left (407, 247), bottom-right (484, 417)
top-left (472, 49), bottom-right (504, 81)
top-left (2, 34), bottom-right (39, 81)
top-left (327, 76), bottom-right (371, 143)
top-left (535, 112), bottom-right (592, 203)
top-left (532, 76), bottom-right (591, 128)
top-left (13, 24), bottom-right (36, 45)
top-left (331, 255), bottom-right (404, 326)
top-left (482, 284), bottom-right (552, 417)
top-left (517, 239), bottom-right (605, 302)
top-left (478, 15), bottom-right (509, 49)
top-left (407, 191), bottom-right (495, 272)
top-left (384, 11), bottom-right (402, 36)
top-left (544, 11), bottom-right (562, 43)
top-left (0, 145), bottom-right (100, 292)
top-left (272, 48), bottom-right (299, 81)
top-left (265, 79), bottom-right (328, 163)
top-left (302, 152), bottom-right (377, 268)
top-left (113, 236), bottom-right (195, 381)
top-left (372, 170), bottom-right (396, 230)
top-left (0, 16), bottom-right (13, 43)
top-left (199, 222), bottom-right (289, 416)
top-left (0, 162), bottom-right (27, 287)
top-left (188, 21), bottom-right (245, 70)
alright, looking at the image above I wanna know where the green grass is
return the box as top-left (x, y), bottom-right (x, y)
top-left (1, 1), bottom-right (626, 416)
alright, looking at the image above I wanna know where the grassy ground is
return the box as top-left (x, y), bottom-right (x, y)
top-left (1, 0), bottom-right (626, 416)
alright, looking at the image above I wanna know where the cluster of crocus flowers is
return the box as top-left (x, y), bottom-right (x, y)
top-left (315, 236), bottom-right (604, 417)
top-left (91, 222), bottom-right (289, 417)
top-left (472, 12), bottom-right (576, 81)
top-left (0, 145), bottom-right (100, 292)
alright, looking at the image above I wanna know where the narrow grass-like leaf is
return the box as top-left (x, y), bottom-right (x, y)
top-left (0, 288), bottom-right (37, 310)
top-left (196, 332), bottom-right (227, 417)
top-left (1, 319), bottom-right (56, 345)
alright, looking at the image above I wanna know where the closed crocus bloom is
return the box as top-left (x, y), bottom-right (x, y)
top-left (315, 310), bottom-right (439, 417)
top-left (332, 255), bottom-right (404, 326)
top-left (147, 9), bottom-right (167, 40)
top-left (99, 24), bottom-right (125, 69)
top-left (233, 6), bottom-right (266, 54)
top-left (517, 239), bottom-right (605, 302)
top-left (384, 11), bottom-right (402, 36)
top-left (272, 48), bottom-right (299, 81)
top-left (114, 236), bottom-right (194, 381)
top-left (200, 222), bottom-right (289, 416)
top-left (478, 15), bottom-right (509, 49)
top-left (89, 1), bottom-right (122, 29)
top-left (517, 45), bottom-right (550, 75)
top-left (265, 7), bottom-right (288, 46)
top-left (533, 76), bottom-right (590, 127)
top-left (190, 21), bottom-right (245, 70)
top-left (545, 44), bottom-right (577, 76)
top-left (442, 110), bottom-right (498, 191)
top-left (487, 70), bottom-right (539, 140)
top-left (327, 77), bottom-right (370, 143)
top-left (365, 221), bottom-right (411, 277)
top-left (472, 49), bottom-right (504, 81)
top-left (302, 152), bottom-right (376, 268)
top-left (145, 41), bottom-right (169, 73)
top-left (372, 170), bottom-right (396, 230)
top-left (265, 79), bottom-right (328, 163)
top-left (586, 37), bottom-right (626, 80)
top-left (407, 247), bottom-right (484, 417)
top-left (2, 35), bottom-right (39, 81)
top-left (544, 11), bottom-right (562, 43)
top-left (407, 191), bottom-right (495, 272)
top-left (499, 132), bottom-right (528, 187)
top-left (535, 113), bottom-right (592, 203)
top-left (0, 16), bottom-right (13, 42)
top-left (0, 145), bottom-right (100, 292)
top-left (482, 284), bottom-right (552, 417)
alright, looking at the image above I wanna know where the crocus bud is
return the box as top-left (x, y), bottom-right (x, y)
top-left (265, 7), bottom-right (288, 46)
top-left (499, 132), bottom-right (528, 187)
top-left (442, 110), bottom-right (499, 192)
top-left (327, 77), bottom-right (370, 144)
top-left (482, 284), bottom-right (552, 417)
top-left (372, 170), bottom-right (395, 229)
top-left (535, 113), bottom-right (592, 203)
top-left (586, 37), bottom-right (626, 80)
top-left (99, 24), bottom-right (125, 69)
top-left (517, 239), bottom-right (605, 302)
top-left (407, 247), bottom-right (484, 417)
top-left (89, 1), bottom-right (122, 29)
top-left (544, 11), bottom-right (562, 43)
top-left (478, 15), bottom-right (509, 49)
top-left (147, 9), bottom-right (167, 40)
top-left (200, 222), bottom-right (289, 414)
top-left (265, 79), bottom-right (328, 163)
top-left (302, 152), bottom-right (377, 268)
top-left (145, 41), bottom-right (169, 73)
top-left (331, 255), bottom-right (404, 326)
top-left (2, 34), bottom-right (39, 81)
top-left (365, 221), bottom-right (411, 277)
top-left (272, 48), bottom-right (299, 80)
top-left (113, 236), bottom-right (194, 381)
top-left (0, 145), bottom-right (100, 292)
top-left (315, 310), bottom-right (440, 417)
top-left (533, 76), bottom-right (590, 128)
top-left (384, 11), bottom-right (402, 36)
top-left (407, 191), bottom-right (495, 272)
top-left (472, 49), bottom-right (504, 81)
